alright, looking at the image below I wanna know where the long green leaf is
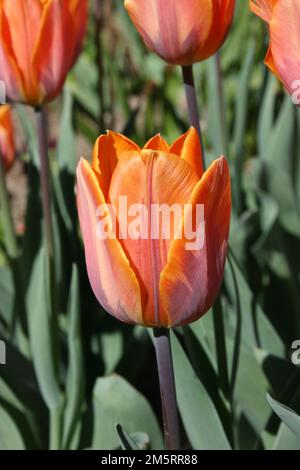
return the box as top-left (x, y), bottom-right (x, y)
top-left (171, 332), bottom-right (231, 450)
top-left (92, 375), bottom-right (163, 450)
top-left (63, 264), bottom-right (84, 449)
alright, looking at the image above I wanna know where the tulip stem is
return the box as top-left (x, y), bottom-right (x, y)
top-left (94, 0), bottom-right (105, 131)
top-left (153, 328), bottom-right (180, 450)
top-left (0, 155), bottom-right (18, 259)
top-left (35, 108), bottom-right (54, 261)
top-left (182, 64), bottom-right (205, 169)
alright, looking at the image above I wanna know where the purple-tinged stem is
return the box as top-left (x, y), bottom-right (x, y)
top-left (182, 64), bottom-right (205, 170)
top-left (153, 328), bottom-right (180, 450)
top-left (35, 108), bottom-right (54, 260)
top-left (94, 0), bottom-right (105, 132)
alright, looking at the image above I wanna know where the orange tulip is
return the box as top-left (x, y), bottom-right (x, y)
top-left (0, 0), bottom-right (88, 106)
top-left (124, 0), bottom-right (236, 65)
top-left (76, 129), bottom-right (231, 327)
top-left (250, 0), bottom-right (300, 103)
top-left (0, 105), bottom-right (15, 171)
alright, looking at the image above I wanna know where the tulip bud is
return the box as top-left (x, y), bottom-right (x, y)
top-left (0, 0), bottom-right (88, 106)
top-left (250, 0), bottom-right (300, 105)
top-left (125, 0), bottom-right (236, 65)
top-left (76, 129), bottom-right (231, 327)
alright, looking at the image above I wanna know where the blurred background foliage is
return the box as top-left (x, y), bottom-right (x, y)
top-left (0, 1), bottom-right (300, 450)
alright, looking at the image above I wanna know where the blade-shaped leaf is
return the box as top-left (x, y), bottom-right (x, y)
top-left (171, 332), bottom-right (231, 450)
top-left (0, 405), bottom-right (25, 450)
top-left (26, 247), bottom-right (61, 410)
top-left (92, 375), bottom-right (163, 450)
top-left (63, 264), bottom-right (84, 449)
top-left (267, 394), bottom-right (300, 438)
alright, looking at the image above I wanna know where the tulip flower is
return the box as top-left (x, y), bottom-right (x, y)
top-left (124, 0), bottom-right (236, 65)
top-left (250, 0), bottom-right (300, 103)
top-left (77, 128), bottom-right (231, 327)
top-left (0, 0), bottom-right (88, 106)
top-left (0, 105), bottom-right (15, 171)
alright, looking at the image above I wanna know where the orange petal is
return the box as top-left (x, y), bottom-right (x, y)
top-left (76, 158), bottom-right (143, 325)
top-left (196, 0), bottom-right (236, 61)
top-left (0, 5), bottom-right (29, 102)
top-left (33, 0), bottom-right (76, 105)
top-left (249, 0), bottom-right (277, 23)
top-left (67, 0), bottom-right (88, 62)
top-left (159, 156), bottom-right (231, 327)
top-left (0, 0), bottom-right (42, 102)
top-left (125, 0), bottom-right (213, 65)
top-left (144, 134), bottom-right (169, 151)
top-left (264, 44), bottom-right (280, 79)
top-left (268, 0), bottom-right (300, 97)
top-left (169, 127), bottom-right (203, 178)
top-left (92, 131), bottom-right (140, 200)
top-left (0, 105), bottom-right (15, 171)
top-left (109, 149), bottom-right (199, 326)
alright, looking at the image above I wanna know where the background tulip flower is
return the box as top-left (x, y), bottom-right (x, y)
top-left (0, 105), bottom-right (15, 171)
top-left (0, 0), bottom-right (88, 106)
top-left (77, 128), bottom-right (231, 327)
top-left (124, 0), bottom-right (236, 65)
top-left (250, 0), bottom-right (300, 102)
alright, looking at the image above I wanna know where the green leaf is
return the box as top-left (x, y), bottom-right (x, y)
top-left (273, 423), bottom-right (300, 450)
top-left (70, 56), bottom-right (98, 119)
top-left (115, 424), bottom-right (139, 450)
top-left (63, 264), bottom-right (84, 449)
top-left (207, 55), bottom-right (228, 155)
top-left (257, 74), bottom-right (277, 157)
top-left (264, 95), bottom-right (294, 167)
top-left (233, 344), bottom-right (270, 435)
top-left (26, 246), bottom-right (61, 410)
top-left (251, 191), bottom-right (279, 257)
top-left (262, 95), bottom-right (300, 237)
top-left (232, 40), bottom-right (255, 159)
top-left (225, 252), bottom-right (284, 357)
top-left (57, 87), bottom-right (77, 172)
top-left (92, 375), bottom-right (163, 450)
top-left (171, 332), bottom-right (230, 450)
top-left (231, 40), bottom-right (255, 211)
top-left (189, 321), bottom-right (271, 437)
top-left (0, 405), bottom-right (25, 450)
top-left (0, 339), bottom-right (45, 416)
top-left (267, 394), bottom-right (300, 438)
top-left (101, 331), bottom-right (123, 375)
top-left (0, 266), bottom-right (14, 326)
top-left (0, 377), bottom-right (40, 449)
